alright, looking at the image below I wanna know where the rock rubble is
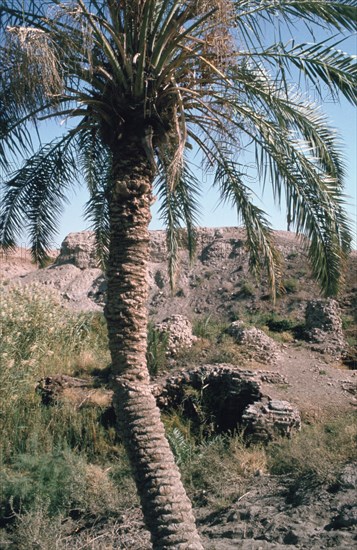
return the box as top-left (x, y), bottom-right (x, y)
top-left (305, 299), bottom-right (347, 358)
top-left (227, 321), bottom-right (282, 363)
top-left (154, 315), bottom-right (197, 356)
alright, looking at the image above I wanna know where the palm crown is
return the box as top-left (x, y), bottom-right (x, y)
top-left (1, 0), bottom-right (356, 295)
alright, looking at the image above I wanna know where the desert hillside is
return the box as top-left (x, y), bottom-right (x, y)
top-left (2, 227), bottom-right (356, 321)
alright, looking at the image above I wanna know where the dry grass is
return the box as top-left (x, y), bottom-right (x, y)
top-left (267, 411), bottom-right (357, 488)
top-left (1, 288), bottom-right (356, 546)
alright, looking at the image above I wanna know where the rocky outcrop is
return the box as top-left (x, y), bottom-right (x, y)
top-left (305, 299), bottom-right (347, 357)
top-left (4, 231), bottom-right (356, 369)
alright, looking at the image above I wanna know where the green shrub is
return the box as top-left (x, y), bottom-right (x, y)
top-left (267, 413), bottom-right (357, 490)
top-left (266, 317), bottom-right (296, 333)
top-left (244, 312), bottom-right (305, 340)
top-left (146, 324), bottom-right (168, 375)
top-left (342, 314), bottom-right (354, 330)
top-left (0, 450), bottom-right (88, 518)
top-left (192, 316), bottom-right (227, 340)
top-left (236, 281), bottom-right (255, 298)
top-left (282, 278), bottom-right (299, 294)
top-left (167, 427), bottom-right (196, 467)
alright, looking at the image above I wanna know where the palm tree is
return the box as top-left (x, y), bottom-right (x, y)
top-left (1, 1), bottom-right (356, 547)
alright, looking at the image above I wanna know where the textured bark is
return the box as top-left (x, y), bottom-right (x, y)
top-left (105, 145), bottom-right (203, 549)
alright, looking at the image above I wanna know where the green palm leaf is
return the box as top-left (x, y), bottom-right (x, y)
top-left (156, 158), bottom-right (201, 287)
top-left (78, 126), bottom-right (112, 267)
top-left (0, 135), bottom-right (77, 263)
top-left (213, 157), bottom-right (282, 296)
top-left (256, 38), bottom-right (357, 105)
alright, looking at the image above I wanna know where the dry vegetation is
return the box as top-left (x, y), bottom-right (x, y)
top-left (0, 283), bottom-right (356, 548)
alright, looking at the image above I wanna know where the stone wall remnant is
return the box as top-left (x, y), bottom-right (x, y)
top-left (155, 315), bottom-right (197, 356)
top-left (242, 399), bottom-right (301, 443)
top-left (227, 321), bottom-right (282, 363)
top-left (153, 364), bottom-right (300, 440)
top-left (305, 299), bottom-right (347, 357)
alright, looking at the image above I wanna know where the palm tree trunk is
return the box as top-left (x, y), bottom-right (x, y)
top-left (105, 147), bottom-right (203, 549)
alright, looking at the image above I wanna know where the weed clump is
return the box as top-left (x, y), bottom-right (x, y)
top-left (267, 413), bottom-right (357, 493)
top-left (0, 285), bottom-right (129, 542)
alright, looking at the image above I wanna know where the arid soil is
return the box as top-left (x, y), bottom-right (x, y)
top-left (1, 228), bottom-right (356, 549)
top-left (101, 461), bottom-right (357, 550)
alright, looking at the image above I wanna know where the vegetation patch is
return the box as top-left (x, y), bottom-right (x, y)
top-left (1, 287), bottom-right (356, 546)
top-left (267, 413), bottom-right (357, 499)
top-left (146, 323), bottom-right (169, 376)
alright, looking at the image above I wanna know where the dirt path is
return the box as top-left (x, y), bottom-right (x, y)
top-left (257, 344), bottom-right (357, 418)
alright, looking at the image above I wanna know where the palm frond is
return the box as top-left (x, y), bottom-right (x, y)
top-left (0, 134), bottom-right (78, 264)
top-left (227, 61), bottom-right (347, 181)
top-left (276, 0), bottom-right (357, 32)
top-left (0, 110), bottom-right (34, 171)
top-left (256, 38), bottom-right (357, 105)
top-left (186, 78), bottom-right (350, 295)
top-left (156, 158), bottom-right (201, 288)
top-left (78, 126), bottom-right (112, 268)
top-left (84, 184), bottom-right (110, 270)
top-left (212, 155), bottom-right (282, 297)
top-left (248, 118), bottom-right (351, 295)
top-left (234, 0), bottom-right (357, 35)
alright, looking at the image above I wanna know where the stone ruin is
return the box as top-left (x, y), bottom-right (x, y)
top-left (242, 399), bottom-right (301, 443)
top-left (154, 315), bottom-right (197, 356)
top-left (305, 299), bottom-right (347, 358)
top-left (153, 364), bottom-right (301, 441)
top-left (227, 320), bottom-right (282, 363)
